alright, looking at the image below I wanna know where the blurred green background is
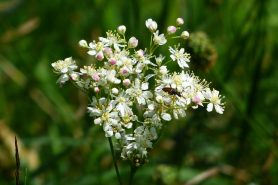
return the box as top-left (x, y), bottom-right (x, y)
top-left (0, 0), bottom-right (277, 184)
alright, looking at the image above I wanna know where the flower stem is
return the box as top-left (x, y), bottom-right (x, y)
top-left (108, 137), bottom-right (122, 185)
top-left (128, 164), bottom-right (137, 185)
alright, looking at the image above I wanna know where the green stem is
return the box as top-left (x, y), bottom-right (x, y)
top-left (108, 137), bottom-right (122, 185)
top-left (128, 164), bottom-right (137, 185)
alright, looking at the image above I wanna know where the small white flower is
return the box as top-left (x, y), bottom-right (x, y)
top-left (99, 31), bottom-right (125, 51)
top-left (145, 18), bottom-right (158, 32)
top-left (169, 46), bottom-right (190, 69)
top-left (126, 79), bottom-right (153, 105)
top-left (115, 94), bottom-right (133, 117)
top-left (155, 55), bottom-right (165, 65)
top-left (204, 89), bottom-right (224, 114)
top-left (153, 31), bottom-right (167, 45)
top-left (88, 41), bottom-right (105, 56)
top-left (51, 57), bottom-right (77, 74)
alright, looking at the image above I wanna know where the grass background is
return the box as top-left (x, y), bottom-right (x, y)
top-left (0, 0), bottom-right (277, 184)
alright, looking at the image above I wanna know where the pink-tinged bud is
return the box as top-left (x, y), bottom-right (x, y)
top-left (109, 58), bottom-right (117, 65)
top-left (136, 49), bottom-right (144, 58)
top-left (70, 73), bottom-right (79, 81)
top-left (94, 87), bottom-right (100, 93)
top-left (192, 95), bottom-right (201, 105)
top-left (167, 26), bottom-right (177, 35)
top-left (176, 18), bottom-right (184, 26)
top-left (92, 73), bottom-right (100, 81)
top-left (128, 37), bottom-right (138, 48)
top-left (121, 68), bottom-right (129, 75)
top-left (123, 79), bottom-right (131, 86)
top-left (96, 52), bottom-right (104, 61)
top-left (103, 47), bottom-right (113, 57)
top-left (145, 18), bottom-right (158, 32)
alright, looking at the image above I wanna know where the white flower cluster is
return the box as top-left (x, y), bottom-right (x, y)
top-left (51, 18), bottom-right (224, 166)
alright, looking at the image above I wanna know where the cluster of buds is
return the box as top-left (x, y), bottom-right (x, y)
top-left (51, 18), bottom-right (224, 166)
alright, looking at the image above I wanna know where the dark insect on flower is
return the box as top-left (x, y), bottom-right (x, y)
top-left (162, 87), bottom-right (181, 97)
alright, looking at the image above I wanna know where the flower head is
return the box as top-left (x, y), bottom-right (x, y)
top-left (51, 17), bottom-right (225, 164)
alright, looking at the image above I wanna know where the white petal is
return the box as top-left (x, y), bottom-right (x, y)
top-left (94, 118), bottom-right (102, 125)
top-left (105, 130), bottom-right (113, 137)
top-left (87, 107), bottom-right (101, 116)
top-left (87, 50), bottom-right (96, 56)
top-left (141, 82), bottom-right (149, 90)
top-left (161, 113), bottom-right (172, 121)
top-left (207, 103), bottom-right (213, 112)
top-left (215, 104), bottom-right (224, 114)
top-left (115, 133), bottom-right (121, 139)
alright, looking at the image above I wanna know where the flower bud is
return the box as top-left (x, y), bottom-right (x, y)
top-left (136, 49), bottom-right (144, 58)
top-left (192, 95), bottom-right (201, 105)
top-left (123, 79), bottom-right (131, 86)
top-left (181, 31), bottom-right (190, 39)
top-left (176, 18), bottom-right (184, 26)
top-left (159, 66), bottom-right (168, 75)
top-left (96, 52), bottom-right (104, 61)
top-left (109, 58), bottom-right (117, 65)
top-left (92, 73), bottom-right (100, 81)
top-left (145, 18), bottom-right (157, 32)
top-left (103, 47), bottom-right (113, 57)
top-left (70, 73), bottom-right (79, 81)
top-left (121, 67), bottom-right (129, 75)
top-left (112, 88), bottom-right (119, 94)
top-left (167, 26), bottom-right (177, 35)
top-left (79, 40), bottom-right (88, 47)
top-left (94, 87), bottom-right (100, 93)
top-left (117, 25), bottom-right (126, 34)
top-left (128, 37), bottom-right (138, 48)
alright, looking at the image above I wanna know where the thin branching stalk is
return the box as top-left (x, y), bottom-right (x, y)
top-left (108, 137), bottom-right (122, 185)
top-left (129, 164), bottom-right (137, 185)
top-left (15, 136), bottom-right (20, 185)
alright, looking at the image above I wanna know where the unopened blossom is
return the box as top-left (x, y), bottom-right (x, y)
top-left (96, 52), bottom-right (104, 61)
top-left (117, 25), bottom-right (126, 34)
top-left (167, 26), bottom-right (177, 35)
top-left (123, 79), bottom-right (131, 86)
top-left (181, 31), bottom-right (190, 39)
top-left (128, 37), bottom-right (138, 48)
top-left (94, 87), bottom-right (100, 93)
top-left (79, 40), bottom-right (88, 47)
top-left (176, 17), bottom-right (184, 26)
top-left (145, 18), bottom-right (157, 32)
